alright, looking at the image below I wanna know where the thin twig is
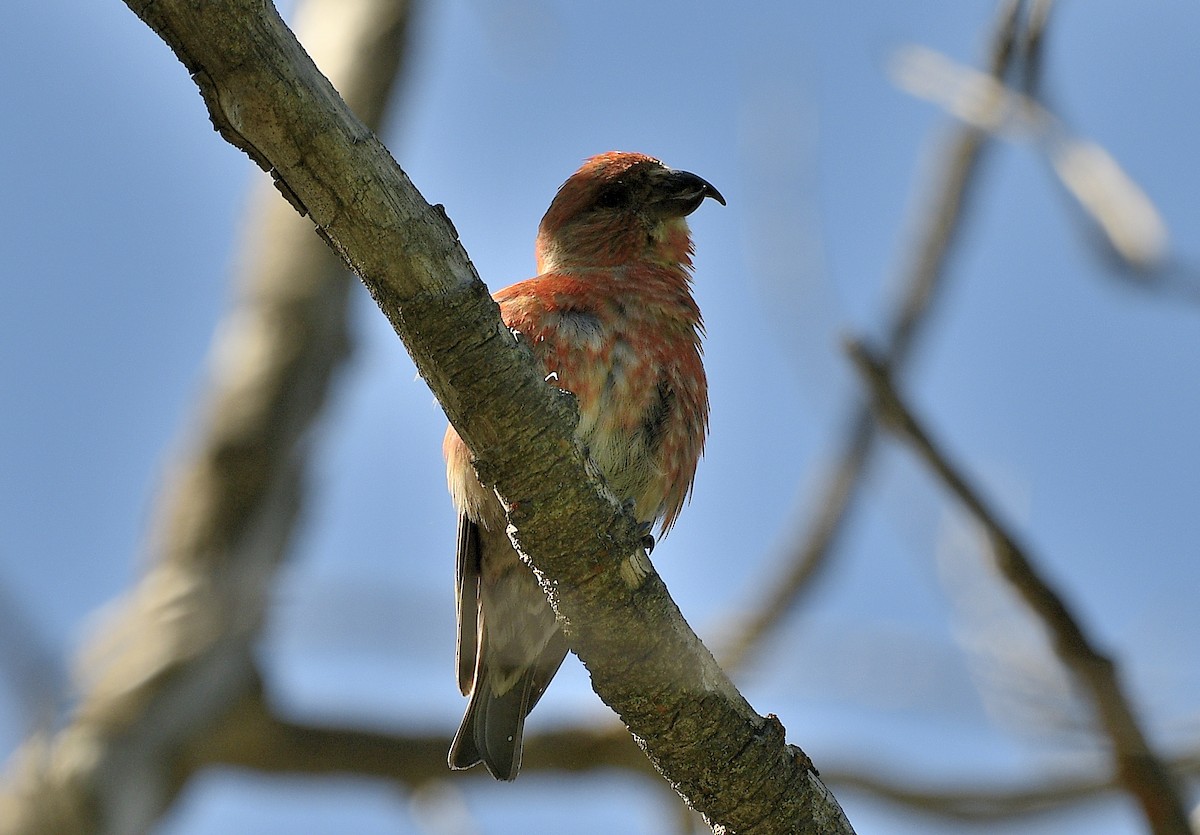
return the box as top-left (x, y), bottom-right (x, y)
top-left (824, 751), bottom-right (1200, 823)
top-left (1017, 0), bottom-right (1055, 98)
top-left (720, 0), bottom-right (1029, 673)
top-left (846, 339), bottom-right (1193, 835)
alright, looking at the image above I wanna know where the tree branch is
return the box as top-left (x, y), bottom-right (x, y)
top-left (846, 339), bottom-right (1193, 835)
top-left (193, 688), bottom-right (1200, 825)
top-left (826, 755), bottom-right (1200, 824)
top-left (104, 1), bottom-right (853, 832)
top-left (189, 683), bottom-right (651, 784)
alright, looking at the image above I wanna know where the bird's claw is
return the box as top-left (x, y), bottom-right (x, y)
top-left (634, 520), bottom-right (656, 554)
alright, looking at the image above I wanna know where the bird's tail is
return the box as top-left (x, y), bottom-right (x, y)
top-left (448, 660), bottom-right (536, 781)
top-left (448, 516), bottom-right (570, 781)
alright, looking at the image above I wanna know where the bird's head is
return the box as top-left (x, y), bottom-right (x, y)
top-left (535, 151), bottom-right (725, 273)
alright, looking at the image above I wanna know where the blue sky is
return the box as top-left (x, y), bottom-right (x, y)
top-left (3, 0), bottom-right (1198, 832)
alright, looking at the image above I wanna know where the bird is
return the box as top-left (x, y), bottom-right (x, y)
top-left (443, 151), bottom-right (723, 780)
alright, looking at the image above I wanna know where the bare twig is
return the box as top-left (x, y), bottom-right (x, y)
top-left (892, 41), bottom-right (1170, 273)
top-left (720, 0), bottom-right (1029, 673)
top-left (892, 0), bottom-right (1200, 298)
top-left (824, 751), bottom-right (1200, 823)
top-left (1015, 0), bottom-right (1200, 302)
top-left (0, 3), bottom-right (414, 833)
top-left (1017, 0), bottom-right (1055, 97)
top-left (846, 339), bottom-right (1193, 835)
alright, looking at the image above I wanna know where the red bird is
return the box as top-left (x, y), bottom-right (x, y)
top-left (444, 151), bottom-right (723, 780)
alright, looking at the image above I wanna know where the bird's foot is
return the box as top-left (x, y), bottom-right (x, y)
top-left (636, 520), bottom-right (655, 554)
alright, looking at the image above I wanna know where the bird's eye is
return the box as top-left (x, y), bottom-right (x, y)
top-left (594, 182), bottom-right (630, 210)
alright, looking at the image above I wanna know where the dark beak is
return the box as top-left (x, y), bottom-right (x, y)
top-left (652, 169), bottom-right (726, 217)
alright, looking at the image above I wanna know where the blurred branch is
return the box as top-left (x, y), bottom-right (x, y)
top-left (891, 41), bottom-right (1169, 273)
top-left (1016, 0), bottom-right (1200, 303)
top-left (888, 1), bottom-right (1200, 301)
top-left (720, 0), bottom-right (1029, 673)
top-left (191, 683), bottom-right (651, 783)
top-left (826, 750), bottom-right (1200, 823)
top-left (90, 2), bottom-right (855, 833)
top-left (846, 339), bottom-right (1193, 835)
top-left (197, 687), bottom-right (1200, 825)
top-left (0, 2), bottom-right (414, 833)
top-left (1016, 0), bottom-right (1055, 97)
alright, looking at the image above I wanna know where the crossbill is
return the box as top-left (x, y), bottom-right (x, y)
top-left (444, 151), bottom-right (723, 780)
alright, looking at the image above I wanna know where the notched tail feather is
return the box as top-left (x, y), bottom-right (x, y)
top-left (448, 628), bottom-right (570, 781)
top-left (448, 660), bottom-right (533, 781)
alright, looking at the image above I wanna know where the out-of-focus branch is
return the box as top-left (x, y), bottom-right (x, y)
top-left (846, 339), bottom-right (1193, 835)
top-left (890, 0), bottom-right (1200, 301)
top-left (0, 3), bottom-right (414, 833)
top-left (892, 41), bottom-right (1169, 275)
top-left (195, 689), bottom-right (1200, 825)
top-left (1013, 0), bottom-right (1055, 98)
top-left (98, 2), bottom-right (855, 833)
top-left (720, 0), bottom-right (1029, 673)
top-left (1017, 0), bottom-right (1200, 304)
top-left (826, 751), bottom-right (1200, 823)
top-left (189, 683), bottom-right (651, 784)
